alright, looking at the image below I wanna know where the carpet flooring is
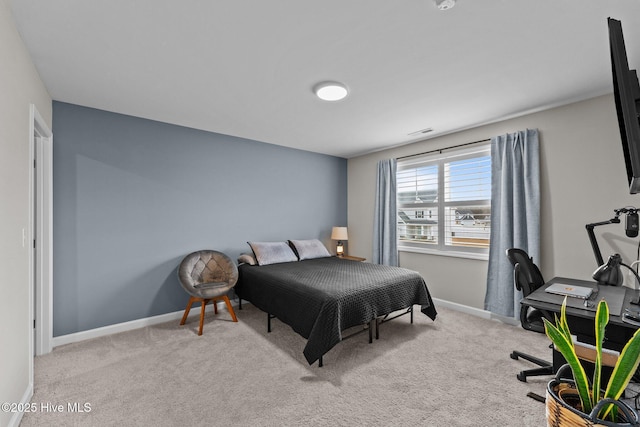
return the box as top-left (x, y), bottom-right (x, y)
top-left (21, 304), bottom-right (552, 426)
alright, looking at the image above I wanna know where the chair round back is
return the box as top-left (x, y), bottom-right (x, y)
top-left (178, 250), bottom-right (238, 297)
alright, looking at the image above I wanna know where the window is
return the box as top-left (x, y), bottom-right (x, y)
top-left (397, 143), bottom-right (491, 258)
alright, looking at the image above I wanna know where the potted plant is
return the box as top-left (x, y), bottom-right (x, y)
top-left (543, 298), bottom-right (640, 426)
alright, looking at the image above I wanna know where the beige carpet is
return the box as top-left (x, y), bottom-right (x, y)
top-left (21, 304), bottom-right (552, 426)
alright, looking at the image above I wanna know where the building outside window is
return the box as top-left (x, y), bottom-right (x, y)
top-left (397, 143), bottom-right (491, 259)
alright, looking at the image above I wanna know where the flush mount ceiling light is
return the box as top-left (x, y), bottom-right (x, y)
top-left (435, 0), bottom-right (456, 10)
top-left (314, 82), bottom-right (348, 101)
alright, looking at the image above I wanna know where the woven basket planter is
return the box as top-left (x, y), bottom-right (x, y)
top-left (546, 377), bottom-right (640, 427)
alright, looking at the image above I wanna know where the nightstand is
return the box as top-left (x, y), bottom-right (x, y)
top-left (339, 255), bottom-right (366, 262)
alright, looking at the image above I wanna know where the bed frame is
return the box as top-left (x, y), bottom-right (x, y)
top-left (239, 299), bottom-right (415, 367)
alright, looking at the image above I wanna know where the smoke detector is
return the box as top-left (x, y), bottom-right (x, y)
top-left (408, 127), bottom-right (434, 137)
top-left (435, 0), bottom-right (456, 10)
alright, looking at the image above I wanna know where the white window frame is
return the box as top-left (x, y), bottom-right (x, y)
top-left (397, 143), bottom-right (491, 260)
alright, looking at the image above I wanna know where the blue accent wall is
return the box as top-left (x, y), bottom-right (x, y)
top-left (52, 101), bottom-right (347, 336)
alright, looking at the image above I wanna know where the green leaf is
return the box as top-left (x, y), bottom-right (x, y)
top-left (601, 327), bottom-right (640, 419)
top-left (541, 296), bottom-right (640, 422)
top-left (558, 298), bottom-right (572, 340)
top-left (592, 300), bottom-right (609, 407)
top-left (544, 317), bottom-right (593, 413)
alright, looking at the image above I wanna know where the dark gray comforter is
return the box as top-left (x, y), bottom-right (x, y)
top-left (236, 257), bottom-right (437, 365)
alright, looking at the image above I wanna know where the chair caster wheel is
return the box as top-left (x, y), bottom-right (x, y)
top-left (517, 372), bottom-right (527, 382)
top-left (510, 352), bottom-right (519, 360)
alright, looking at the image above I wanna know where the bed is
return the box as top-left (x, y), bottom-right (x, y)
top-left (235, 240), bottom-right (437, 366)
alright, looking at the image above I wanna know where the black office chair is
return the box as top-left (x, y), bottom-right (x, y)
top-left (506, 248), bottom-right (554, 382)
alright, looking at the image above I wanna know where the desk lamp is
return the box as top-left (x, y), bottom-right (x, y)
top-left (592, 254), bottom-right (624, 286)
top-left (592, 253), bottom-right (640, 304)
top-left (587, 207), bottom-right (640, 303)
top-left (585, 207), bottom-right (637, 267)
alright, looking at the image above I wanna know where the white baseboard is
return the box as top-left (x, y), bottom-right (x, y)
top-left (52, 300), bottom-right (234, 348)
top-left (7, 382), bottom-right (33, 427)
top-left (489, 312), bottom-right (520, 326)
top-left (432, 297), bottom-right (519, 326)
top-left (52, 297), bottom-right (516, 349)
top-left (432, 297), bottom-right (491, 319)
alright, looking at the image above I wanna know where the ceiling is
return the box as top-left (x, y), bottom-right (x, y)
top-left (10, 1), bottom-right (640, 158)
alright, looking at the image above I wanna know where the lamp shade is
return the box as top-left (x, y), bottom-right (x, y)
top-left (593, 254), bottom-right (623, 286)
top-left (331, 227), bottom-right (348, 241)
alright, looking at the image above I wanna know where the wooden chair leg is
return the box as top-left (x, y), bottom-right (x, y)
top-left (222, 295), bottom-right (238, 322)
top-left (180, 296), bottom-right (195, 325)
top-left (198, 299), bottom-right (207, 336)
top-left (198, 299), bottom-right (207, 335)
top-left (185, 294), bottom-right (236, 335)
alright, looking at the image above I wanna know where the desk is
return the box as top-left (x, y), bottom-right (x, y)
top-left (522, 277), bottom-right (640, 362)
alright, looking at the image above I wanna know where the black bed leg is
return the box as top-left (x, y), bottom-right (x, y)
top-left (410, 306), bottom-right (414, 324)
top-left (238, 298), bottom-right (243, 310)
top-left (375, 318), bottom-right (380, 340)
top-left (267, 313), bottom-right (271, 333)
top-left (318, 356), bottom-right (323, 367)
top-left (368, 321), bottom-right (373, 344)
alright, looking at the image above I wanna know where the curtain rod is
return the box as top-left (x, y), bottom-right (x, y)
top-left (396, 138), bottom-right (491, 160)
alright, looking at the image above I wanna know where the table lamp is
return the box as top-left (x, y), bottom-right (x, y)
top-left (331, 226), bottom-right (348, 257)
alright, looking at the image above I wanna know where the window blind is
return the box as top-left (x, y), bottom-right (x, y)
top-left (397, 143), bottom-right (491, 255)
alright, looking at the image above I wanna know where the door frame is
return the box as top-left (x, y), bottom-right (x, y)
top-left (29, 104), bottom-right (53, 359)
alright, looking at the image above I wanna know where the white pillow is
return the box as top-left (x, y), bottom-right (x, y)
top-left (288, 239), bottom-right (331, 261)
top-left (237, 253), bottom-right (257, 265)
top-left (247, 241), bottom-right (298, 266)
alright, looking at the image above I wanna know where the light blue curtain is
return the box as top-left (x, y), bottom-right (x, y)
top-left (373, 159), bottom-right (398, 266)
top-left (485, 129), bottom-right (540, 318)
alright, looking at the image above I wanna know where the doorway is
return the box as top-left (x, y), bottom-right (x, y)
top-left (29, 104), bottom-right (53, 357)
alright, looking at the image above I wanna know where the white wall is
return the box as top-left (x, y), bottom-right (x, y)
top-left (348, 94), bottom-right (640, 310)
top-left (0, 1), bottom-right (52, 426)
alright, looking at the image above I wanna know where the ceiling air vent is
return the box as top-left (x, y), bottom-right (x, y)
top-left (407, 128), bottom-right (433, 137)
